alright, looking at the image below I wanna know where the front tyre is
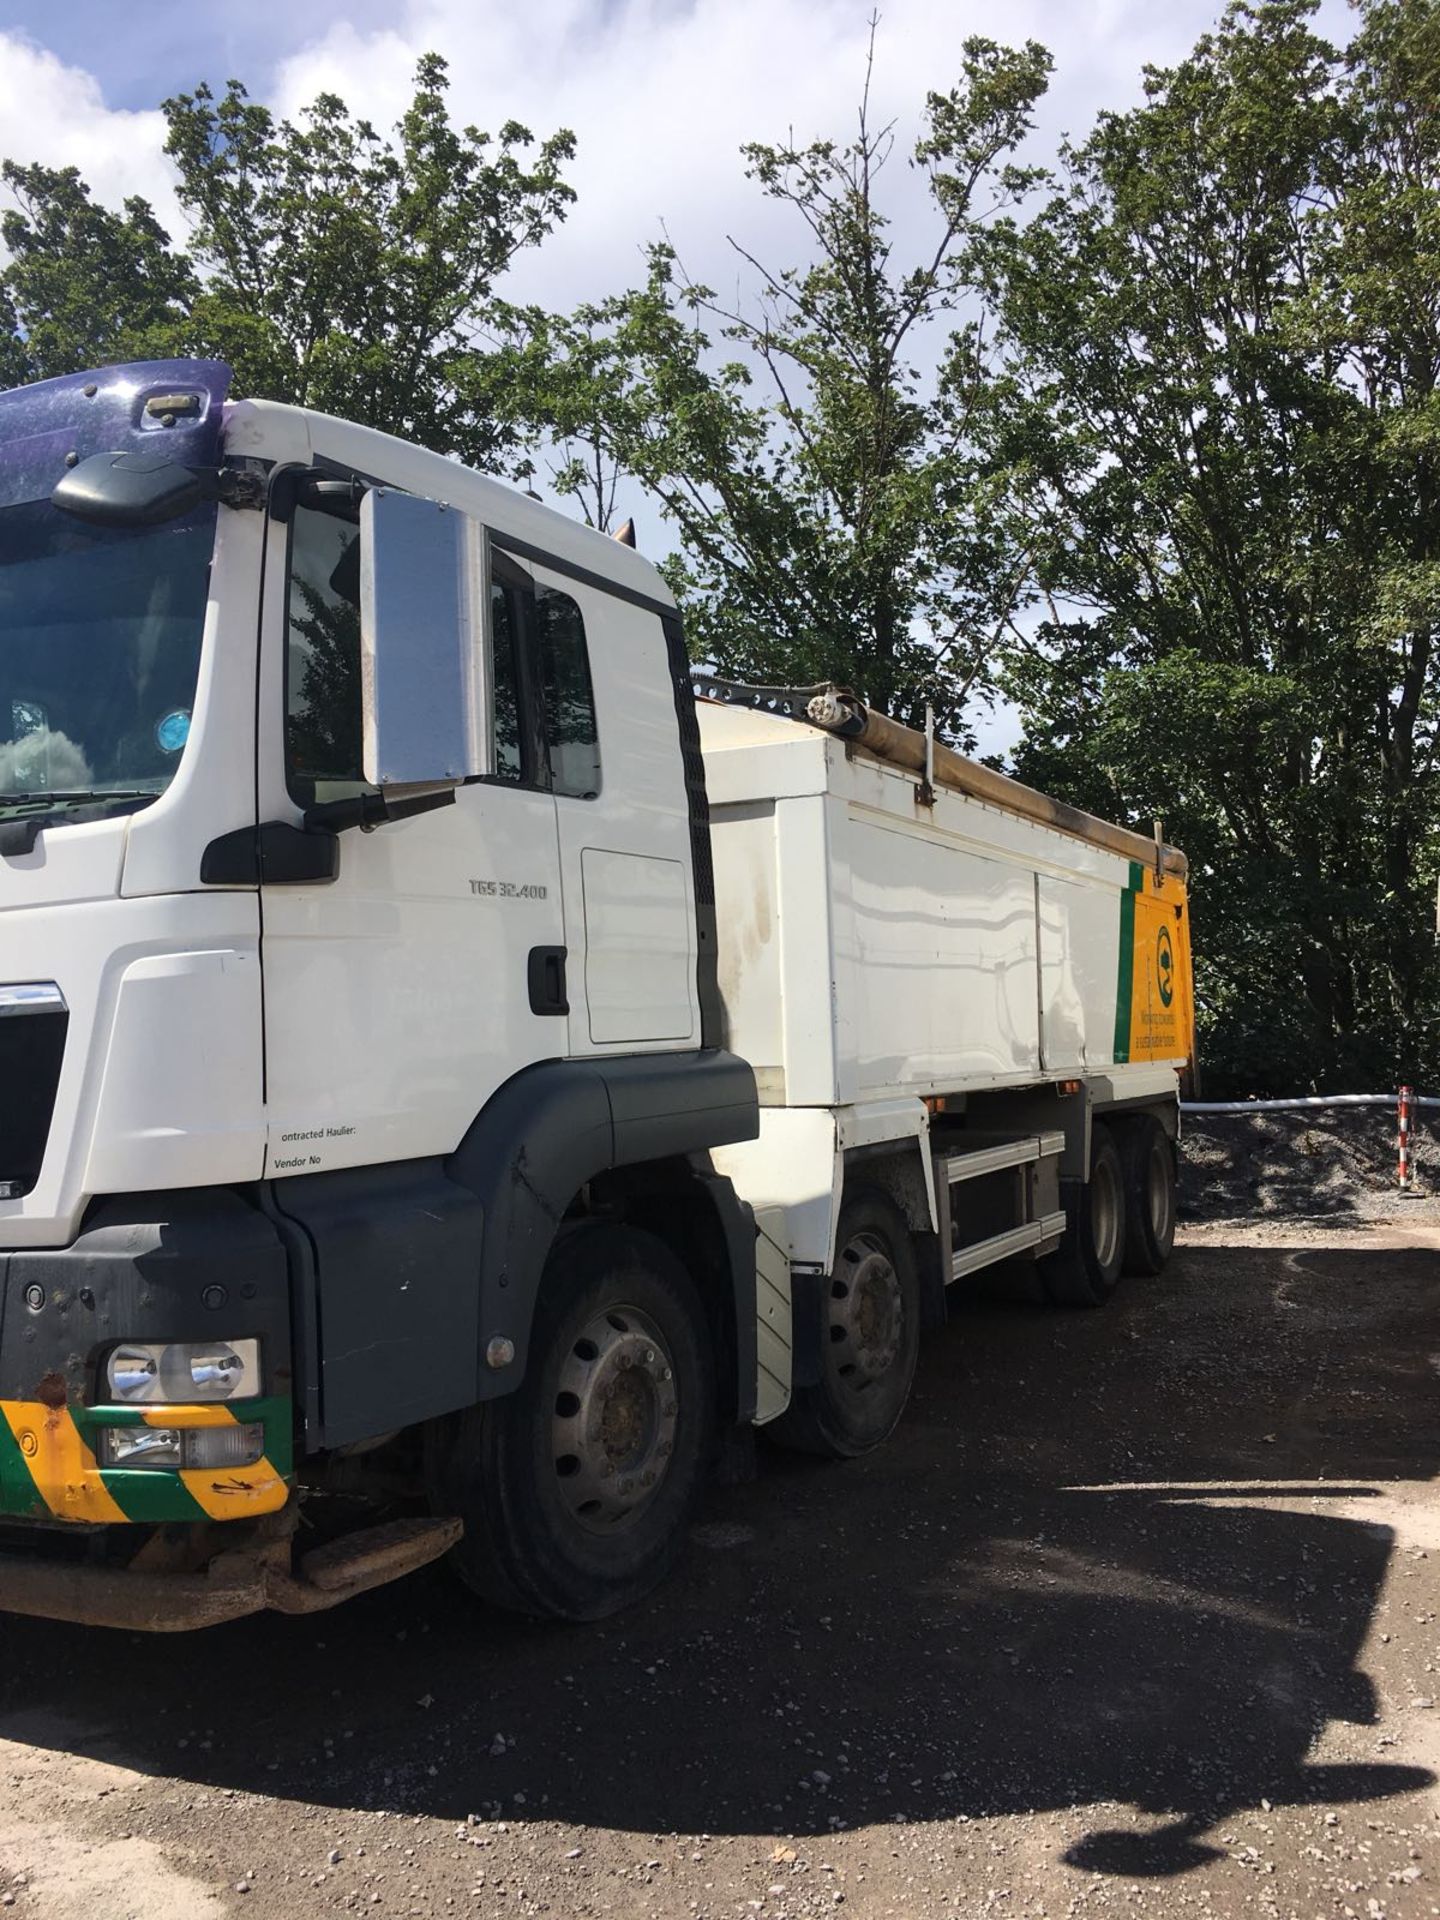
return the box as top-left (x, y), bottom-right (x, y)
top-left (436, 1224), bottom-right (714, 1621)
top-left (772, 1189), bottom-right (920, 1459)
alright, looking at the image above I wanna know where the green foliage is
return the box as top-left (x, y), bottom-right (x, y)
top-left (1, 56), bottom-right (575, 468)
top-left (980, 0), bottom-right (1440, 1091)
top-left (5, 12), bottom-right (1440, 1093)
top-left (498, 34), bottom-right (1052, 739)
top-left (1, 164), bottom-right (195, 378)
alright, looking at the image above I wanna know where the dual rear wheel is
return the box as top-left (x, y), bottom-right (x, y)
top-left (1042, 1114), bottom-right (1176, 1306)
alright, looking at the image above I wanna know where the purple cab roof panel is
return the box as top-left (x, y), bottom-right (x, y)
top-left (0, 359), bottom-right (233, 511)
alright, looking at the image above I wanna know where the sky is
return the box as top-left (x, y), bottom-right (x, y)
top-left (0, 0), bottom-right (1359, 311)
top-left (0, 0), bottom-right (1359, 747)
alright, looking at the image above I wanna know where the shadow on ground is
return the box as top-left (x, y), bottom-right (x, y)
top-left (1, 1239), bottom-right (1437, 1879)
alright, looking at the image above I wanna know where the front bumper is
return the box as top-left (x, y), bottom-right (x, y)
top-left (0, 1507), bottom-right (462, 1631)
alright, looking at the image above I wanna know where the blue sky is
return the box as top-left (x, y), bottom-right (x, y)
top-left (0, 0), bottom-right (395, 107)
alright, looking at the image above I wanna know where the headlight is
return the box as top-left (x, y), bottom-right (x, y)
top-left (104, 1338), bottom-right (261, 1403)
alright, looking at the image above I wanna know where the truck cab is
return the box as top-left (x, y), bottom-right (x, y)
top-left (0, 358), bottom-right (758, 1627)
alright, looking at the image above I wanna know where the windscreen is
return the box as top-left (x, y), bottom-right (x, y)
top-left (0, 498), bottom-right (216, 811)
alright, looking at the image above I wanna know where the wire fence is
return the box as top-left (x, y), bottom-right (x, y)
top-left (1182, 1093), bottom-right (1440, 1113)
top-left (1180, 1086), bottom-right (1438, 1188)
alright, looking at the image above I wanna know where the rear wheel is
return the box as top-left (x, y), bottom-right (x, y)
top-left (772, 1189), bottom-right (920, 1458)
top-left (435, 1224), bottom-right (714, 1620)
top-left (1041, 1124), bottom-right (1127, 1308)
top-left (1120, 1115), bottom-right (1177, 1275)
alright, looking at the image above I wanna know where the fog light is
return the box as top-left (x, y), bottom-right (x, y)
top-left (98, 1426), bottom-right (182, 1467)
top-left (96, 1423), bottom-right (264, 1470)
top-left (184, 1422), bottom-right (264, 1469)
top-left (105, 1338), bottom-right (260, 1403)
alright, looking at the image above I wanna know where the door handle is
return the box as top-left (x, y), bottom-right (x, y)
top-left (528, 946), bottom-right (569, 1016)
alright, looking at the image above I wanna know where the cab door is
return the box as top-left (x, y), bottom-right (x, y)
top-left (255, 481), bottom-right (568, 1181)
top-left (521, 557), bottom-right (700, 1055)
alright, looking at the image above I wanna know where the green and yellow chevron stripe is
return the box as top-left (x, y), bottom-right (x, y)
top-left (0, 1396), bottom-right (292, 1525)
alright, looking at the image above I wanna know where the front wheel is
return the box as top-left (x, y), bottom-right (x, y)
top-left (771, 1189), bottom-right (920, 1459)
top-left (433, 1224), bottom-right (714, 1620)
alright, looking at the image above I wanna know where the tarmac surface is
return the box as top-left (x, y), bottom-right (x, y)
top-left (1, 1136), bottom-right (1438, 1919)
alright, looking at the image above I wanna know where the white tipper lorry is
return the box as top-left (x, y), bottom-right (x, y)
top-left (0, 359), bottom-right (1195, 1629)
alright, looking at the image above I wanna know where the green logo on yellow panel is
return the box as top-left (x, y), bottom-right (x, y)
top-left (1156, 925), bottom-right (1174, 1007)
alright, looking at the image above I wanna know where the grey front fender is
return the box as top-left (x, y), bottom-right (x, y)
top-left (448, 1050), bottom-right (758, 1400)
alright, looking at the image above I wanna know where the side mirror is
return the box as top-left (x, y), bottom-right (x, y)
top-left (359, 488), bottom-right (491, 789)
top-left (52, 450), bottom-right (204, 527)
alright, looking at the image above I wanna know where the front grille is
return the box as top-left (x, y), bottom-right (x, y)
top-left (0, 985), bottom-right (67, 1198)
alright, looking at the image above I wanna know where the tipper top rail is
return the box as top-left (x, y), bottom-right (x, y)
top-left (692, 673), bottom-right (1189, 881)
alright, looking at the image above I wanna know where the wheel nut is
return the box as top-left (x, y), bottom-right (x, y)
top-left (644, 1349), bottom-right (656, 1363)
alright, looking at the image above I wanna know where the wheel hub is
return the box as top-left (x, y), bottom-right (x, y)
top-left (828, 1232), bottom-right (902, 1388)
top-left (551, 1306), bottom-right (679, 1534)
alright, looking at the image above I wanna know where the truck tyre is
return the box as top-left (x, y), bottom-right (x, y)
top-left (1119, 1116), bottom-right (1177, 1275)
top-left (1041, 1125), bottom-right (1126, 1308)
top-left (435, 1224), bottom-right (715, 1621)
top-left (772, 1189), bottom-right (920, 1459)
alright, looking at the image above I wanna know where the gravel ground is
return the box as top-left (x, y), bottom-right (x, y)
top-left (1, 1118), bottom-right (1438, 1920)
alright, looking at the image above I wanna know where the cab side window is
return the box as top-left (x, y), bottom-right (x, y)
top-left (284, 494), bottom-right (529, 799)
top-left (537, 585), bottom-right (601, 799)
top-left (490, 578), bottom-right (524, 784)
top-left (286, 505), bottom-right (366, 803)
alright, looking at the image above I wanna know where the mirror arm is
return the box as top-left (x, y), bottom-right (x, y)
top-left (203, 465), bottom-right (268, 511)
top-left (304, 787), bottom-right (457, 836)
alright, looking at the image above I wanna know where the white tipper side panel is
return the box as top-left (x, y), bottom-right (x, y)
top-left (700, 702), bottom-right (1134, 1105)
top-left (842, 803), bottom-right (1040, 1095)
top-left (1037, 873), bottom-right (1125, 1070)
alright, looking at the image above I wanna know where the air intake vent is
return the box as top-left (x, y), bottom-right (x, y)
top-left (0, 985), bottom-right (67, 1199)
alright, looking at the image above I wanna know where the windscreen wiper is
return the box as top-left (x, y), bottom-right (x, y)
top-left (0, 788), bottom-right (163, 806)
top-left (0, 788), bottom-right (162, 856)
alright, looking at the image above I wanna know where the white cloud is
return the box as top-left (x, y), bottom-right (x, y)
top-left (0, 33), bottom-right (182, 237)
top-left (0, 0), bottom-right (1361, 315)
top-left (265, 0), bottom-right (1358, 312)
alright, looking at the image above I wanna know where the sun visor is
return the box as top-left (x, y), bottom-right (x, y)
top-left (0, 359), bottom-right (233, 511)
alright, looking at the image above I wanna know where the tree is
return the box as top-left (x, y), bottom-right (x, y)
top-left (2, 57), bottom-right (575, 469)
top-left (500, 31), bottom-right (1052, 740)
top-left (0, 164), bottom-right (196, 380)
top-left (980, 0), bottom-right (1440, 1091)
